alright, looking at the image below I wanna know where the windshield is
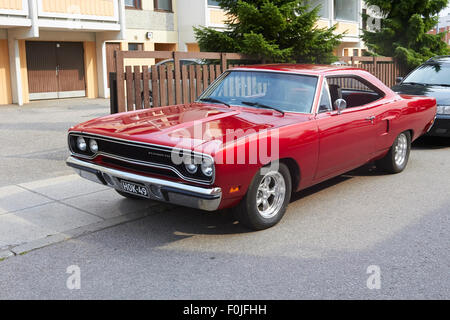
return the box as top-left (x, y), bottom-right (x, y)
top-left (403, 63), bottom-right (450, 86)
top-left (198, 71), bottom-right (318, 113)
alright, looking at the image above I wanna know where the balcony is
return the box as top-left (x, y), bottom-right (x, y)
top-left (38, 0), bottom-right (121, 31)
top-left (0, 0), bottom-right (31, 27)
top-left (206, 5), bottom-right (227, 29)
top-left (0, 0), bottom-right (124, 31)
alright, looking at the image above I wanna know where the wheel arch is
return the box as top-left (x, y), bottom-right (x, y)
top-left (406, 129), bottom-right (414, 141)
top-left (279, 158), bottom-right (301, 193)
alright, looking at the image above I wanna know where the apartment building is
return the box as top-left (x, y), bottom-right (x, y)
top-left (177, 0), bottom-right (366, 56)
top-left (429, 13), bottom-right (450, 46)
top-left (177, 0), bottom-right (226, 52)
top-left (1, 0), bottom-right (368, 106)
top-left (0, 0), bottom-right (178, 105)
top-left (312, 0), bottom-right (366, 56)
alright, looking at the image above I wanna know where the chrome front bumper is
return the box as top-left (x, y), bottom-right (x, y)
top-left (66, 156), bottom-right (222, 211)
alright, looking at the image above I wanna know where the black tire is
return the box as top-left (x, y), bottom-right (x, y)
top-left (115, 189), bottom-right (145, 200)
top-left (233, 163), bottom-right (292, 230)
top-left (376, 131), bottom-right (411, 174)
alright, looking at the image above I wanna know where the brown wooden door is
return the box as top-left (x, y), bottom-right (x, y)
top-left (26, 41), bottom-right (59, 99)
top-left (26, 41), bottom-right (86, 100)
top-left (56, 42), bottom-right (86, 97)
top-left (106, 43), bottom-right (120, 88)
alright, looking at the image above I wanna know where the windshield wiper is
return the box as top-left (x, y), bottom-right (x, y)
top-left (402, 82), bottom-right (427, 86)
top-left (198, 97), bottom-right (231, 108)
top-left (241, 101), bottom-right (285, 115)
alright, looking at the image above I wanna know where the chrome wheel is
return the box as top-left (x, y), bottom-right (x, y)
top-left (256, 171), bottom-right (286, 219)
top-left (394, 133), bottom-right (408, 167)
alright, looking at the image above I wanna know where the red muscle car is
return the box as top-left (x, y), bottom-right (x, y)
top-left (67, 65), bottom-right (437, 230)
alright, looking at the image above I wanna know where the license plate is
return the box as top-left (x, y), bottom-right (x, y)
top-left (120, 180), bottom-right (149, 198)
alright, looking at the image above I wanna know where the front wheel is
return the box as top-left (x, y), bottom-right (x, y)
top-left (376, 131), bottom-right (411, 174)
top-left (233, 163), bottom-right (292, 230)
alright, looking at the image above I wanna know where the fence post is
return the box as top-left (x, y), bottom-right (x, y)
top-left (115, 51), bottom-right (125, 113)
top-left (109, 72), bottom-right (118, 114)
top-left (373, 56), bottom-right (378, 76)
top-left (173, 51), bottom-right (182, 104)
top-left (221, 53), bottom-right (227, 73)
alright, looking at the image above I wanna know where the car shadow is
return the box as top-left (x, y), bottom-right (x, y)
top-left (130, 165), bottom-right (384, 238)
top-left (412, 136), bottom-right (450, 150)
top-left (146, 174), bottom-right (358, 236)
top-left (290, 175), bottom-right (352, 203)
top-left (106, 136), bottom-right (449, 240)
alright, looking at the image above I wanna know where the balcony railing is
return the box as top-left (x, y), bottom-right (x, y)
top-left (206, 6), bottom-right (227, 28)
top-left (1, 0), bottom-right (122, 30)
top-left (37, 0), bottom-right (119, 22)
top-left (0, 0), bottom-right (29, 16)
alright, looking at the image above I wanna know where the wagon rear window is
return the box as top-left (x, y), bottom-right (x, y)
top-left (199, 71), bottom-right (318, 113)
top-left (403, 63), bottom-right (450, 86)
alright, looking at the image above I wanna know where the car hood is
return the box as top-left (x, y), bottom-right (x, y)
top-left (71, 103), bottom-right (310, 154)
top-left (392, 84), bottom-right (450, 105)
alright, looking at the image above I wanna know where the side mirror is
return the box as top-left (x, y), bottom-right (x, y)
top-left (334, 99), bottom-right (347, 114)
top-left (396, 77), bottom-right (403, 84)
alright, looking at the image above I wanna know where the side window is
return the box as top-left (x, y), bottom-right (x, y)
top-left (326, 76), bottom-right (384, 109)
top-left (319, 80), bottom-right (332, 113)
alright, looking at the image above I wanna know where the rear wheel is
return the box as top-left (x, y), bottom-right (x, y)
top-left (376, 131), bottom-right (411, 174)
top-left (233, 163), bottom-right (292, 230)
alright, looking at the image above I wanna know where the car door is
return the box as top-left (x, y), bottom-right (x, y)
top-left (314, 76), bottom-right (382, 181)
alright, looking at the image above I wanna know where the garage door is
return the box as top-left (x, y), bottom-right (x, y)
top-left (26, 41), bottom-right (86, 100)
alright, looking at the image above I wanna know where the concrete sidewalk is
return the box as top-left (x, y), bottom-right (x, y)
top-left (0, 173), bottom-right (167, 259)
top-left (0, 99), bottom-right (170, 260)
top-left (0, 98), bottom-right (110, 187)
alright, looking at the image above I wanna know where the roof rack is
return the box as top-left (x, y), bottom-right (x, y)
top-left (427, 55), bottom-right (450, 62)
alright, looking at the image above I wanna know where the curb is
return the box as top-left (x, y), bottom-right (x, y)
top-left (0, 203), bottom-right (173, 262)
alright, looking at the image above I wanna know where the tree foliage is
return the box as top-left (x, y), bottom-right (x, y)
top-left (194, 0), bottom-right (342, 64)
top-left (362, 0), bottom-right (450, 70)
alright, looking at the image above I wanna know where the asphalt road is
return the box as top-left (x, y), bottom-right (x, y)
top-left (0, 135), bottom-right (449, 299)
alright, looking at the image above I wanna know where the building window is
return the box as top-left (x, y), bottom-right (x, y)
top-left (128, 43), bottom-right (144, 51)
top-left (309, 0), bottom-right (329, 19)
top-left (208, 0), bottom-right (220, 6)
top-left (334, 0), bottom-right (357, 22)
top-left (362, 8), bottom-right (367, 30)
top-left (125, 0), bottom-right (141, 9)
top-left (154, 0), bottom-right (172, 12)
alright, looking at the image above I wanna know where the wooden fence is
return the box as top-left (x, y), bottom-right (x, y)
top-left (110, 52), bottom-right (402, 114)
top-left (112, 51), bottom-right (256, 113)
top-left (338, 56), bottom-right (403, 88)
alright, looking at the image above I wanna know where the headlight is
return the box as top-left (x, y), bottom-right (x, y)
top-left (185, 163), bottom-right (198, 174)
top-left (437, 105), bottom-right (450, 115)
top-left (76, 137), bottom-right (87, 151)
top-left (201, 158), bottom-right (214, 177)
top-left (89, 139), bottom-right (98, 153)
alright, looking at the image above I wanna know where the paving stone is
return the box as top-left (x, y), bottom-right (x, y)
top-left (0, 185), bottom-right (53, 215)
top-left (0, 202), bottom-right (102, 248)
top-left (19, 174), bottom-right (109, 201)
top-left (61, 189), bottom-right (159, 220)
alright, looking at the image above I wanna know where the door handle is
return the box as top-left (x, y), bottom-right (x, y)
top-left (366, 116), bottom-right (375, 124)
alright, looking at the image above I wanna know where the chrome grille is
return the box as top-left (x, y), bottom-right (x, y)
top-left (68, 132), bottom-right (214, 185)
